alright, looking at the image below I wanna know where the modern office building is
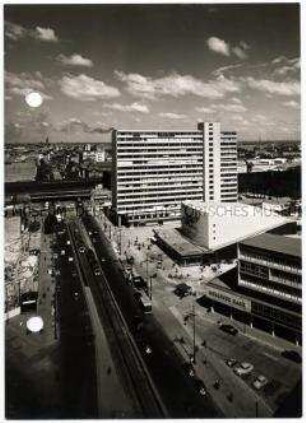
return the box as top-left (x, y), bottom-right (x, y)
top-left (205, 233), bottom-right (302, 344)
top-left (112, 121), bottom-right (238, 225)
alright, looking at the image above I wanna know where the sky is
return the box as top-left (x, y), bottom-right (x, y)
top-left (4, 3), bottom-right (300, 143)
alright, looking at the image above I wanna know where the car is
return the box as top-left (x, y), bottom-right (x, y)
top-left (225, 358), bottom-right (238, 368)
top-left (182, 362), bottom-right (195, 377)
top-left (94, 267), bottom-right (101, 276)
top-left (219, 324), bottom-right (238, 336)
top-left (253, 375), bottom-right (269, 390)
top-left (174, 283), bottom-right (192, 298)
top-left (145, 345), bottom-right (152, 355)
top-left (79, 246), bottom-right (86, 253)
top-left (281, 350), bottom-right (302, 363)
top-left (234, 362), bottom-right (254, 376)
top-left (194, 378), bottom-right (207, 396)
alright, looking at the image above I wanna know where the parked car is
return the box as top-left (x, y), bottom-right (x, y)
top-left (225, 358), bottom-right (238, 368)
top-left (253, 375), bottom-right (268, 390)
top-left (194, 378), bottom-right (207, 396)
top-left (182, 362), bottom-right (195, 377)
top-left (174, 283), bottom-right (192, 298)
top-left (281, 350), bottom-right (302, 363)
top-left (219, 324), bottom-right (238, 336)
top-left (79, 246), bottom-right (86, 253)
top-left (234, 362), bottom-right (254, 376)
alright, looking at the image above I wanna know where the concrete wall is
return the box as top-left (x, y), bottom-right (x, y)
top-left (182, 201), bottom-right (290, 251)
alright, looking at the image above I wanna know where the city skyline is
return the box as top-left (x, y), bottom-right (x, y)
top-left (5, 3), bottom-right (300, 143)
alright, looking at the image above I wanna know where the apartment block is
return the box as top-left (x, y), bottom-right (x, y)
top-left (112, 121), bottom-right (238, 225)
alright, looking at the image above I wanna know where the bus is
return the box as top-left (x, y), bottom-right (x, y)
top-left (139, 292), bottom-right (152, 314)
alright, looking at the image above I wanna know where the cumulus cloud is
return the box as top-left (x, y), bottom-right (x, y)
top-left (207, 37), bottom-right (230, 56)
top-left (5, 71), bottom-right (53, 100)
top-left (232, 46), bottom-right (248, 60)
top-left (57, 53), bottom-right (93, 67)
top-left (230, 115), bottom-right (249, 126)
top-left (195, 106), bottom-right (215, 114)
top-left (244, 76), bottom-right (300, 96)
top-left (272, 56), bottom-right (287, 65)
top-left (34, 26), bottom-right (58, 42)
top-left (232, 41), bottom-right (250, 59)
top-left (59, 117), bottom-right (112, 134)
top-left (5, 21), bottom-right (59, 43)
top-left (272, 57), bottom-right (300, 76)
top-left (207, 37), bottom-right (249, 59)
top-left (115, 70), bottom-right (241, 100)
top-left (104, 102), bottom-right (149, 113)
top-left (231, 97), bottom-right (242, 104)
top-left (196, 100), bottom-right (246, 114)
top-left (217, 103), bottom-right (247, 113)
top-left (159, 112), bottom-right (187, 119)
top-left (59, 74), bottom-right (120, 101)
top-left (282, 100), bottom-right (300, 109)
top-left (5, 22), bottom-right (26, 41)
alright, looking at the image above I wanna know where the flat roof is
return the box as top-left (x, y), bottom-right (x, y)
top-left (183, 200), bottom-right (258, 213)
top-left (240, 233), bottom-right (301, 258)
top-left (154, 228), bottom-right (206, 257)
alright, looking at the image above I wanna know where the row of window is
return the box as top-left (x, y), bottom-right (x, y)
top-left (239, 250), bottom-right (301, 273)
top-left (118, 168), bottom-right (203, 174)
top-left (251, 302), bottom-right (301, 328)
top-left (117, 187), bottom-right (202, 195)
top-left (239, 278), bottom-right (301, 303)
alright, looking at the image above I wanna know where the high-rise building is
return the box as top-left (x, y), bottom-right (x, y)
top-left (112, 121), bottom-right (237, 225)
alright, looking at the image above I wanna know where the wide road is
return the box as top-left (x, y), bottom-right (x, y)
top-left (68, 221), bottom-right (166, 418)
top-left (55, 225), bottom-right (98, 418)
top-left (82, 214), bottom-right (221, 418)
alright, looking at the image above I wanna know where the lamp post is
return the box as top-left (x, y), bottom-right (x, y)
top-left (192, 303), bottom-right (196, 364)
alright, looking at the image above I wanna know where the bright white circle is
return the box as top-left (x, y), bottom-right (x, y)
top-left (25, 92), bottom-right (43, 108)
top-left (26, 316), bottom-right (44, 333)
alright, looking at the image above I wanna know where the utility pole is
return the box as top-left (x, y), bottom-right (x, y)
top-left (149, 276), bottom-right (152, 301)
top-left (192, 303), bottom-right (196, 364)
top-left (119, 228), bottom-right (122, 255)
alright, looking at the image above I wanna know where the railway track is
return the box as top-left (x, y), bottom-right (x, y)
top-left (67, 221), bottom-right (167, 418)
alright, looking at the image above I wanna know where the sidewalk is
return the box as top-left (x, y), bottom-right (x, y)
top-left (93, 213), bottom-right (299, 417)
top-left (151, 290), bottom-right (272, 417)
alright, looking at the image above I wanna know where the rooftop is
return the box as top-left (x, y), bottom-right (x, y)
top-left (240, 233), bottom-right (301, 258)
top-left (154, 228), bottom-right (206, 258)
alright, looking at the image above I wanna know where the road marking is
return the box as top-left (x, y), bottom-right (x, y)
top-left (262, 351), bottom-right (279, 362)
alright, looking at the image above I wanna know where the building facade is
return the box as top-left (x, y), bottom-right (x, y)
top-left (112, 122), bottom-right (238, 225)
top-left (181, 200), bottom-right (292, 251)
top-left (205, 233), bottom-right (302, 345)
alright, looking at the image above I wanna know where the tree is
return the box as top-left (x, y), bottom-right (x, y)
top-left (44, 213), bottom-right (58, 234)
